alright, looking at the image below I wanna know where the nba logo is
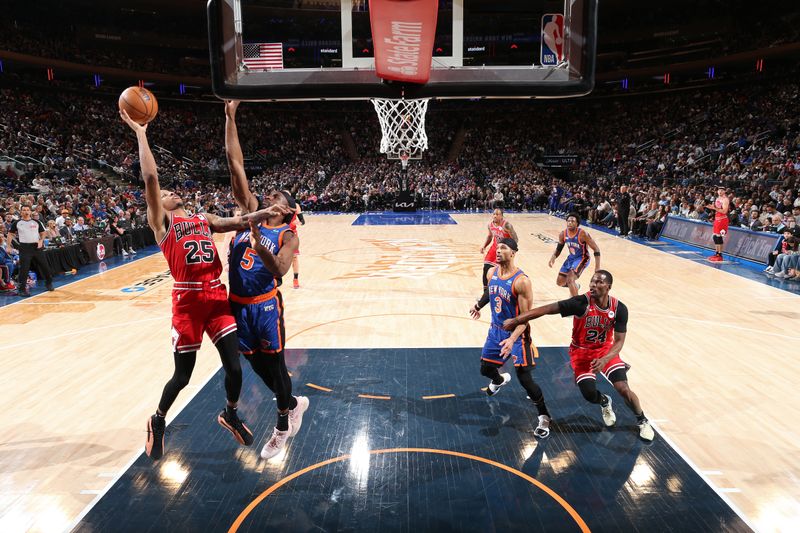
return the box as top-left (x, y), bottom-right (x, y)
top-left (541, 14), bottom-right (565, 66)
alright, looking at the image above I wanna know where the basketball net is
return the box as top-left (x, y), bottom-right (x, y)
top-left (370, 98), bottom-right (430, 163)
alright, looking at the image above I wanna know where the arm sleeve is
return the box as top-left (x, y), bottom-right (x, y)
top-left (476, 287), bottom-right (490, 309)
top-left (297, 213), bottom-right (305, 225)
top-left (613, 302), bottom-right (628, 333)
top-left (558, 295), bottom-right (589, 317)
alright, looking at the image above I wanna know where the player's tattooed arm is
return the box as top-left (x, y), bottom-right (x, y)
top-left (248, 221), bottom-right (297, 277)
top-left (505, 221), bottom-right (518, 242)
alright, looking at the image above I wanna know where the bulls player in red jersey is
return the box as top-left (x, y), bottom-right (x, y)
top-left (503, 270), bottom-right (654, 441)
top-left (287, 200), bottom-right (305, 288)
top-left (479, 208), bottom-right (518, 289)
top-left (707, 186), bottom-right (730, 262)
top-left (121, 110), bottom-right (291, 460)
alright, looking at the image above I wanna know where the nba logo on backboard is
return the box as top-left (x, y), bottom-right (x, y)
top-left (541, 14), bottom-right (565, 66)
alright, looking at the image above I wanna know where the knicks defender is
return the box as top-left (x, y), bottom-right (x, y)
top-left (549, 212), bottom-right (601, 297)
top-left (707, 186), bottom-right (730, 262)
top-left (120, 110), bottom-right (291, 460)
top-left (225, 100), bottom-right (310, 459)
top-left (479, 208), bottom-right (517, 289)
top-left (470, 237), bottom-right (551, 438)
top-left (504, 270), bottom-right (654, 441)
top-left (287, 200), bottom-right (305, 288)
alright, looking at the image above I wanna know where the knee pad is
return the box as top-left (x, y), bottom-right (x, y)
top-left (713, 234), bottom-right (723, 245)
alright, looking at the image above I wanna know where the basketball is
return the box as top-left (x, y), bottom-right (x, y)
top-left (118, 86), bottom-right (158, 125)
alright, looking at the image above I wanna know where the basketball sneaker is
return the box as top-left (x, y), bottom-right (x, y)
top-left (146, 414), bottom-right (166, 460)
top-left (217, 409), bottom-right (254, 446)
top-left (260, 426), bottom-right (292, 459)
top-left (486, 372), bottom-right (511, 396)
top-left (288, 396), bottom-right (309, 437)
top-left (534, 415), bottom-right (551, 438)
top-left (637, 419), bottom-right (655, 441)
top-left (708, 254), bottom-right (723, 262)
top-left (600, 394), bottom-right (616, 427)
top-left (292, 278), bottom-right (300, 289)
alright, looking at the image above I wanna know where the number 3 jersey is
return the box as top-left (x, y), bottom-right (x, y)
top-left (159, 213), bottom-right (223, 283)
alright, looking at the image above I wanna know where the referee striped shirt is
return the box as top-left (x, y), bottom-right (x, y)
top-left (11, 219), bottom-right (46, 244)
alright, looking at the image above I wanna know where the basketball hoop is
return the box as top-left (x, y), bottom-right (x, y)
top-left (371, 98), bottom-right (430, 162)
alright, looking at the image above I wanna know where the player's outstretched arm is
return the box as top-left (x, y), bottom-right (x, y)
top-left (248, 221), bottom-right (298, 277)
top-left (583, 231), bottom-right (601, 271)
top-left (120, 109), bottom-right (166, 241)
top-left (224, 100), bottom-right (259, 214)
top-left (502, 301), bottom-right (560, 330)
top-left (205, 205), bottom-right (293, 234)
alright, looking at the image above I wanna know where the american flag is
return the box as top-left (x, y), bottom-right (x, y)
top-left (242, 43), bottom-right (284, 70)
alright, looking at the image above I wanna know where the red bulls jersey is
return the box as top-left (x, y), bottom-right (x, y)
top-left (571, 293), bottom-right (619, 351)
top-left (484, 220), bottom-right (511, 264)
top-left (159, 213), bottom-right (223, 284)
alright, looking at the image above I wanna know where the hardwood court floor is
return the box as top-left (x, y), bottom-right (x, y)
top-left (0, 213), bottom-right (798, 532)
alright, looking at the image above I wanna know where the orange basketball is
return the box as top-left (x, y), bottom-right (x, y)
top-left (118, 86), bottom-right (158, 125)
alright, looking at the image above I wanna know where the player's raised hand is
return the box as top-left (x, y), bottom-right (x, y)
top-left (248, 220), bottom-right (262, 249)
top-left (224, 100), bottom-right (240, 118)
top-left (120, 109), bottom-right (147, 134)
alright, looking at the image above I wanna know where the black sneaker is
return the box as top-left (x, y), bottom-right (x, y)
top-left (146, 414), bottom-right (166, 460)
top-left (45, 282), bottom-right (54, 291)
top-left (17, 287), bottom-right (31, 297)
top-left (217, 409), bottom-right (254, 446)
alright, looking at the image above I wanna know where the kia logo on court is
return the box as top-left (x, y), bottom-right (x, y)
top-left (96, 243), bottom-right (106, 260)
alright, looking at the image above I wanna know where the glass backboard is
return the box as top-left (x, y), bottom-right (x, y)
top-left (208, 0), bottom-right (597, 100)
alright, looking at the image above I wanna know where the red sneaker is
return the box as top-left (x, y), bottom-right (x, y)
top-left (292, 278), bottom-right (300, 289)
top-left (708, 255), bottom-right (722, 262)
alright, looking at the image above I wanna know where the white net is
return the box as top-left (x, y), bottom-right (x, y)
top-left (370, 98), bottom-right (430, 159)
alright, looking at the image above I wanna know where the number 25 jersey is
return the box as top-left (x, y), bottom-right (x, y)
top-left (159, 213), bottom-right (223, 283)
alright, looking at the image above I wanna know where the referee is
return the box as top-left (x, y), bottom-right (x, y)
top-left (6, 204), bottom-right (53, 296)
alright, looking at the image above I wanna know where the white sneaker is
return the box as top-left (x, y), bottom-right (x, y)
top-left (534, 415), bottom-right (551, 438)
top-left (122, 250), bottom-right (129, 257)
top-left (260, 426), bottom-right (292, 459)
top-left (764, 266), bottom-right (773, 273)
top-left (129, 248), bottom-right (137, 255)
top-left (638, 419), bottom-right (655, 441)
top-left (288, 396), bottom-right (309, 437)
top-left (600, 394), bottom-right (616, 427)
top-left (487, 372), bottom-right (511, 396)
top-left (775, 272), bottom-right (787, 279)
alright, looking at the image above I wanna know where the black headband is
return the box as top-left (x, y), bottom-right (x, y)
top-left (498, 237), bottom-right (518, 251)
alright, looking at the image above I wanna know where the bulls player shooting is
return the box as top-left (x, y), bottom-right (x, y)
top-left (503, 270), bottom-right (654, 441)
top-left (120, 109), bottom-right (292, 460)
